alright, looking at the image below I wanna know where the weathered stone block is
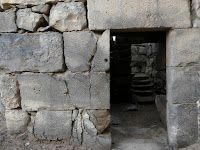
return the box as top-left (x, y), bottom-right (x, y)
top-left (63, 31), bottom-right (97, 72)
top-left (0, 75), bottom-right (20, 109)
top-left (92, 30), bottom-right (110, 72)
top-left (90, 72), bottom-right (110, 109)
top-left (72, 109), bottom-right (111, 149)
top-left (0, 32), bottom-right (64, 72)
top-left (0, 11), bottom-right (17, 33)
top-left (17, 8), bottom-right (46, 32)
top-left (63, 72), bottom-right (91, 109)
top-left (87, 0), bottom-right (191, 30)
top-left (167, 29), bottom-right (200, 67)
top-left (18, 72), bottom-right (110, 110)
top-left (87, 110), bottom-right (110, 134)
top-left (34, 110), bottom-right (72, 140)
top-left (49, 2), bottom-right (87, 32)
top-left (5, 110), bottom-right (30, 134)
top-left (18, 74), bottom-right (74, 111)
top-left (167, 103), bottom-right (198, 148)
top-left (167, 66), bottom-right (200, 104)
top-left (61, 72), bottom-right (110, 109)
top-left (31, 4), bottom-right (50, 15)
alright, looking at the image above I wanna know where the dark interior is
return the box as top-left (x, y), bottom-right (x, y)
top-left (110, 31), bottom-right (166, 104)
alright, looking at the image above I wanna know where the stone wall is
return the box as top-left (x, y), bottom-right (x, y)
top-left (0, 1), bottom-right (110, 149)
top-left (0, 0), bottom-right (200, 149)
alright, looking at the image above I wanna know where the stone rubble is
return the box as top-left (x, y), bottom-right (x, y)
top-left (17, 8), bottom-right (46, 32)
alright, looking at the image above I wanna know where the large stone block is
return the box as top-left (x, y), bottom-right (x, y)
top-left (0, 75), bottom-right (20, 109)
top-left (167, 29), bottom-right (200, 67)
top-left (34, 110), bottom-right (72, 140)
top-left (5, 110), bottom-right (30, 134)
top-left (167, 103), bottom-right (198, 148)
top-left (87, 0), bottom-right (191, 30)
top-left (49, 2), bottom-right (87, 32)
top-left (18, 74), bottom-right (74, 111)
top-left (0, 32), bottom-right (64, 73)
top-left (63, 72), bottom-right (91, 109)
top-left (18, 72), bottom-right (110, 110)
top-left (92, 30), bottom-right (110, 72)
top-left (90, 72), bottom-right (110, 109)
top-left (167, 66), bottom-right (200, 104)
top-left (59, 71), bottom-right (110, 109)
top-left (63, 31), bottom-right (97, 72)
top-left (17, 8), bottom-right (45, 32)
top-left (0, 11), bottom-right (17, 33)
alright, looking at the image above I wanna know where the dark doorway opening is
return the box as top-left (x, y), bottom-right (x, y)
top-left (110, 32), bottom-right (168, 150)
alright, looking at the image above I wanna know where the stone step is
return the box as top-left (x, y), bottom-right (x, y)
top-left (131, 90), bottom-right (155, 96)
top-left (133, 73), bottom-right (149, 80)
top-left (132, 94), bottom-right (156, 102)
top-left (131, 83), bottom-right (154, 90)
top-left (132, 79), bottom-right (152, 85)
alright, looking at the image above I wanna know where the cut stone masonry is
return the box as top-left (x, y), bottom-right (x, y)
top-left (0, 0), bottom-right (200, 149)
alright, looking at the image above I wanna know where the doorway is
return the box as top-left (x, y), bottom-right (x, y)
top-left (110, 32), bottom-right (168, 150)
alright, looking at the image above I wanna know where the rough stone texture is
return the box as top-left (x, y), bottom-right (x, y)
top-left (87, 0), bottom-right (191, 30)
top-left (192, 0), bottom-right (200, 27)
top-left (90, 72), bottom-right (110, 109)
top-left (17, 8), bottom-right (45, 32)
top-left (60, 72), bottom-right (110, 109)
top-left (0, 11), bottom-right (17, 33)
top-left (62, 72), bottom-right (91, 109)
top-left (49, 2), bottom-right (87, 32)
top-left (82, 131), bottom-right (111, 150)
top-left (5, 110), bottom-right (30, 134)
top-left (155, 95), bottom-right (167, 128)
top-left (92, 30), bottom-right (110, 72)
top-left (167, 103), bottom-right (198, 148)
top-left (0, 99), bottom-right (5, 115)
top-left (72, 109), bottom-right (111, 149)
top-left (63, 31), bottom-right (97, 72)
top-left (34, 110), bottom-right (72, 140)
top-left (18, 74), bottom-right (74, 111)
top-left (0, 32), bottom-right (64, 73)
top-left (0, 75), bottom-right (20, 109)
top-left (87, 110), bottom-right (110, 134)
top-left (31, 4), bottom-right (50, 15)
top-left (167, 29), bottom-right (200, 67)
top-left (167, 66), bottom-right (200, 104)
top-left (0, 0), bottom-right (63, 9)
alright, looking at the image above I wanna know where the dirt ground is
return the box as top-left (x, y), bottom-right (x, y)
top-left (0, 113), bottom-right (77, 150)
top-left (0, 105), bottom-right (199, 150)
top-left (111, 103), bottom-right (200, 150)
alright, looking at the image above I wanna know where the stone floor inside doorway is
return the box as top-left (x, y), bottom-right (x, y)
top-left (111, 103), bottom-right (168, 150)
